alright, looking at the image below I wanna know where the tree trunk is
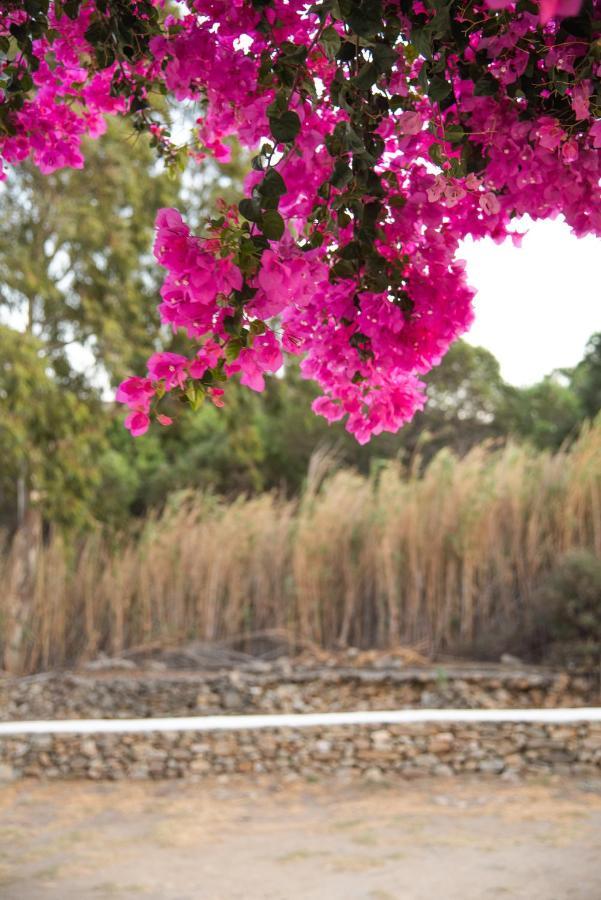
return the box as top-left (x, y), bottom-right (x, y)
top-left (3, 497), bottom-right (42, 675)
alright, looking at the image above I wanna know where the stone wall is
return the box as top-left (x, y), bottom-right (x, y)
top-left (1, 664), bottom-right (598, 721)
top-left (1, 665), bottom-right (599, 782)
top-left (1, 723), bottom-right (600, 782)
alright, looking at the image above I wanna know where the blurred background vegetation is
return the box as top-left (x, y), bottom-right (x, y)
top-left (0, 123), bottom-right (600, 673)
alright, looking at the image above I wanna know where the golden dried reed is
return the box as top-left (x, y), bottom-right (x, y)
top-left (1, 419), bottom-right (600, 673)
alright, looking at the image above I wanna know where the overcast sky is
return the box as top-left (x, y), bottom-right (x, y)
top-left (461, 217), bottom-right (600, 386)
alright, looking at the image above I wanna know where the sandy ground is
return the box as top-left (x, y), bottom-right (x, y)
top-left (0, 774), bottom-right (600, 900)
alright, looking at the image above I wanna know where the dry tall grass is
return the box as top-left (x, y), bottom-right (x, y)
top-left (1, 420), bottom-right (600, 674)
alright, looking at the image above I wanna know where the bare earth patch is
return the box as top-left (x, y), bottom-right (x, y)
top-left (0, 775), bottom-right (600, 899)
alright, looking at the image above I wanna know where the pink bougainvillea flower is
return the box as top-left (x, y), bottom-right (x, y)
top-left (200, 339), bottom-right (223, 368)
top-left (537, 118), bottom-right (564, 150)
top-left (147, 352), bottom-right (189, 389)
top-left (571, 82), bottom-right (591, 121)
top-left (539, 0), bottom-right (582, 23)
top-left (485, 0), bottom-right (582, 21)
top-left (312, 395), bottom-right (345, 423)
top-left (208, 387), bottom-right (225, 407)
top-left (561, 140), bottom-right (579, 163)
top-left (124, 411), bottom-right (150, 437)
top-left (8, 0), bottom-right (599, 443)
top-left (116, 376), bottom-right (155, 410)
top-left (203, 138), bottom-right (231, 162)
top-left (252, 332), bottom-right (283, 373)
top-left (397, 111), bottom-right (424, 135)
top-left (480, 192), bottom-right (501, 215)
top-left (189, 339), bottom-right (224, 378)
top-left (590, 121), bottom-right (601, 149)
top-left (444, 183), bottom-right (467, 207)
top-left (153, 210), bottom-right (190, 270)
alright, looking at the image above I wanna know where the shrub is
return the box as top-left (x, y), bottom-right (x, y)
top-left (527, 550), bottom-right (601, 664)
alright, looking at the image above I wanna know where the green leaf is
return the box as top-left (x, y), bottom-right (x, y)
top-left (515, 0), bottom-right (539, 11)
top-left (448, 156), bottom-right (466, 178)
top-left (339, 240), bottom-right (361, 260)
top-left (269, 110), bottom-right (301, 143)
top-left (225, 339), bottom-right (243, 362)
top-left (266, 89), bottom-right (289, 118)
top-left (95, 45), bottom-right (116, 69)
top-left (337, 40), bottom-right (357, 63)
top-left (279, 41), bottom-right (308, 65)
top-left (331, 258), bottom-right (356, 278)
top-left (257, 169), bottom-right (287, 200)
top-left (260, 210), bottom-right (285, 241)
top-left (239, 198), bottom-right (262, 223)
top-left (444, 124), bottom-right (465, 144)
top-left (24, 0), bottom-right (49, 14)
top-left (345, 3), bottom-right (382, 39)
top-left (428, 76), bottom-right (452, 102)
top-left (84, 19), bottom-right (110, 45)
top-left (6, 68), bottom-right (33, 93)
top-left (63, 0), bottom-right (81, 19)
top-left (320, 24), bottom-right (341, 61)
top-left (349, 331), bottom-right (370, 348)
top-left (250, 234), bottom-right (270, 251)
top-left (330, 159), bottom-right (353, 190)
top-left (372, 43), bottom-right (397, 74)
top-left (411, 27), bottom-right (433, 60)
top-left (473, 74), bottom-right (498, 97)
top-left (224, 310), bottom-right (243, 336)
top-left (428, 143), bottom-right (444, 166)
top-left (341, 123), bottom-right (365, 154)
top-left (352, 62), bottom-right (379, 91)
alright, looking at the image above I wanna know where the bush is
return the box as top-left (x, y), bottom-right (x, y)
top-left (527, 550), bottom-right (601, 664)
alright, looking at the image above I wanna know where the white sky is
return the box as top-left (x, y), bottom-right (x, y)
top-left (461, 217), bottom-right (600, 386)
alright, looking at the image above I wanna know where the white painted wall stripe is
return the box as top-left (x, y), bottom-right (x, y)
top-left (0, 707), bottom-right (600, 736)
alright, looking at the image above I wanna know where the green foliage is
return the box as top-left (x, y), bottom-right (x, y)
top-left (0, 119), bottom-right (184, 530)
top-left (527, 550), bottom-right (601, 663)
top-left (400, 341), bottom-right (510, 463)
top-left (0, 118), bottom-right (180, 383)
top-left (184, 138), bottom-right (250, 229)
top-left (570, 332), bottom-right (601, 420)
top-left (0, 325), bottom-right (105, 530)
top-left (500, 376), bottom-right (583, 451)
top-left (97, 336), bottom-right (601, 522)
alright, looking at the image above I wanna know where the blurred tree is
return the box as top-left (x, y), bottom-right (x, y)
top-left (210, 342), bottom-right (513, 494)
top-left (0, 119), bottom-right (180, 384)
top-left (0, 325), bottom-right (105, 532)
top-left (182, 139), bottom-right (250, 230)
top-left (569, 332), bottom-right (601, 421)
top-left (0, 123), bottom-right (259, 528)
top-left (92, 378), bottom-right (267, 525)
top-left (0, 118), bottom-right (182, 530)
top-left (398, 341), bottom-right (509, 464)
top-left (257, 361), bottom-right (344, 491)
top-left (499, 376), bottom-right (583, 451)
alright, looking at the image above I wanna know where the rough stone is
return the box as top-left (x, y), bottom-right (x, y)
top-left (0, 664), bottom-right (599, 782)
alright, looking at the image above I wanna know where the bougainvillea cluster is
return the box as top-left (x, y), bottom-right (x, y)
top-left (2, 1), bottom-right (600, 441)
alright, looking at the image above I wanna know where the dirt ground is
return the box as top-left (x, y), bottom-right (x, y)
top-left (0, 774), bottom-right (600, 900)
